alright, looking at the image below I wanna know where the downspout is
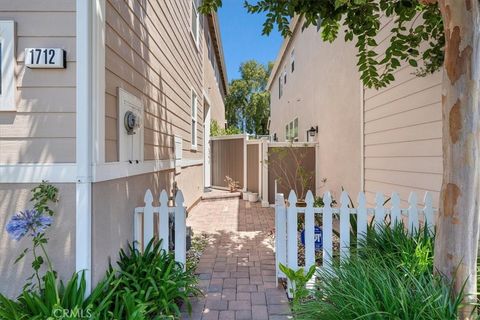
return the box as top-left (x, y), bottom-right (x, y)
top-left (76, 0), bottom-right (93, 295)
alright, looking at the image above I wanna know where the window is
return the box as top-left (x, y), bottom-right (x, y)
top-left (290, 49), bottom-right (295, 72)
top-left (0, 21), bottom-right (15, 111)
top-left (278, 76), bottom-right (283, 98)
top-left (283, 68), bottom-right (287, 85)
top-left (191, 89), bottom-right (198, 149)
top-left (191, 0), bottom-right (199, 45)
top-left (207, 33), bottom-right (213, 63)
top-left (285, 118), bottom-right (299, 141)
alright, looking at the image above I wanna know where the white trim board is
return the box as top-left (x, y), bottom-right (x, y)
top-left (0, 164), bottom-right (77, 183)
top-left (0, 159), bottom-right (204, 184)
top-left (210, 134), bottom-right (246, 141)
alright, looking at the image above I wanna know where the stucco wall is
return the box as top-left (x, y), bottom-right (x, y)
top-left (269, 20), bottom-right (362, 200)
top-left (0, 1), bottom-right (76, 163)
top-left (0, 183), bottom-right (76, 297)
top-left (91, 166), bottom-right (203, 285)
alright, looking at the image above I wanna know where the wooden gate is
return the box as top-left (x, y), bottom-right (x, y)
top-left (210, 135), bottom-right (245, 189)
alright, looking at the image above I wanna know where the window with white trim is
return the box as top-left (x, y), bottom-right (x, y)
top-left (285, 118), bottom-right (298, 141)
top-left (0, 21), bottom-right (15, 111)
top-left (278, 75), bottom-right (283, 98)
top-left (191, 89), bottom-right (198, 149)
top-left (191, 0), bottom-right (200, 45)
top-left (290, 49), bottom-right (295, 73)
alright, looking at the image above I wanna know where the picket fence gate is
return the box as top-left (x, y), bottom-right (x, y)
top-left (134, 189), bottom-right (186, 269)
top-left (275, 190), bottom-right (436, 295)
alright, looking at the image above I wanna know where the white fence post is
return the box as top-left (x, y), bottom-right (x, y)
top-left (287, 191), bottom-right (298, 271)
top-left (339, 191), bottom-right (350, 261)
top-left (286, 191), bottom-right (298, 297)
top-left (423, 192), bottom-right (434, 233)
top-left (275, 193), bottom-right (287, 281)
top-left (374, 192), bottom-right (385, 231)
top-left (158, 190), bottom-right (169, 252)
top-left (357, 192), bottom-right (367, 247)
top-left (143, 189), bottom-right (154, 250)
top-left (174, 190), bottom-right (186, 269)
top-left (304, 191), bottom-right (315, 269)
top-left (408, 192), bottom-right (419, 234)
top-left (391, 192), bottom-right (401, 227)
top-left (322, 192), bottom-right (333, 270)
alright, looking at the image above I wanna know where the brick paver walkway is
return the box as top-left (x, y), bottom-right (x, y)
top-left (183, 197), bottom-right (292, 320)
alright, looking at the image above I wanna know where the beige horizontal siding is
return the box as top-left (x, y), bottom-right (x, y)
top-left (363, 17), bottom-right (442, 207)
top-left (105, 0), bottom-right (204, 162)
top-left (0, 5), bottom-right (76, 163)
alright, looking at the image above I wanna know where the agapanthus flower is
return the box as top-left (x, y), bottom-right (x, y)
top-left (6, 209), bottom-right (53, 241)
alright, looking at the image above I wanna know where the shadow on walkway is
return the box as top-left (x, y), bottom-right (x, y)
top-left (183, 198), bottom-right (292, 320)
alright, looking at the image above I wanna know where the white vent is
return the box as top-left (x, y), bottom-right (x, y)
top-left (118, 88), bottom-right (144, 162)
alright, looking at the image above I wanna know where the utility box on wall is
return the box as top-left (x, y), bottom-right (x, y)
top-left (118, 88), bottom-right (144, 163)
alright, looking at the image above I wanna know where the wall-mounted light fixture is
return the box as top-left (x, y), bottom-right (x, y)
top-left (306, 126), bottom-right (318, 142)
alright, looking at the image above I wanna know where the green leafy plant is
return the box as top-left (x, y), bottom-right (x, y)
top-left (0, 271), bottom-right (114, 320)
top-left (291, 223), bottom-right (473, 319)
top-left (279, 264), bottom-right (315, 305)
top-left (210, 119), bottom-right (241, 137)
top-left (6, 182), bottom-right (58, 291)
top-left (94, 239), bottom-right (201, 319)
top-left (200, 1), bottom-right (444, 90)
top-left (295, 254), bottom-right (466, 320)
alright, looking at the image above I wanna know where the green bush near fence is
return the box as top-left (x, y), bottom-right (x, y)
top-left (289, 223), bottom-right (474, 320)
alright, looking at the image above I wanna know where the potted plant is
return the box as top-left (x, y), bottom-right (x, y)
top-left (224, 176), bottom-right (240, 193)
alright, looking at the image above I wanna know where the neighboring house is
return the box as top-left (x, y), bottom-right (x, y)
top-left (268, 16), bottom-right (442, 207)
top-left (0, 0), bottom-right (227, 297)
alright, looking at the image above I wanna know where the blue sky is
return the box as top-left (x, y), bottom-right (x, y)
top-left (217, 1), bottom-right (283, 81)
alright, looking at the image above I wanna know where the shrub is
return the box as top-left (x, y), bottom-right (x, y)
top-left (292, 223), bottom-right (470, 320)
top-left (0, 271), bottom-right (113, 319)
top-left (94, 240), bottom-right (201, 319)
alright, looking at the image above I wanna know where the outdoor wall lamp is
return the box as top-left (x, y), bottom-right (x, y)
top-left (307, 126), bottom-right (318, 142)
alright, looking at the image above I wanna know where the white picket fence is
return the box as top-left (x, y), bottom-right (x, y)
top-left (134, 189), bottom-right (186, 269)
top-left (275, 190), bottom-right (436, 293)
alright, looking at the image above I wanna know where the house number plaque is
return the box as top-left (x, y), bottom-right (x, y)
top-left (25, 48), bottom-right (66, 69)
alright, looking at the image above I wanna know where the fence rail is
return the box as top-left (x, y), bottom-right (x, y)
top-left (134, 189), bottom-right (186, 269)
top-left (275, 190), bottom-right (436, 294)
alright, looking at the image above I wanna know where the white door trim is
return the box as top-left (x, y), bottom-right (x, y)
top-left (203, 102), bottom-right (211, 188)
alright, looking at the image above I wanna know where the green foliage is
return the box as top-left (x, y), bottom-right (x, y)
top-left (200, 1), bottom-right (444, 90)
top-left (291, 223), bottom-right (472, 320)
top-left (224, 60), bottom-right (272, 135)
top-left (93, 239), bottom-right (201, 319)
top-left (210, 119), bottom-right (242, 137)
top-left (0, 271), bottom-right (113, 320)
top-left (279, 264), bottom-right (315, 305)
top-left (14, 182), bottom-right (59, 291)
top-left (357, 222), bottom-right (434, 277)
top-left (0, 239), bottom-right (200, 319)
top-left (30, 181), bottom-right (59, 216)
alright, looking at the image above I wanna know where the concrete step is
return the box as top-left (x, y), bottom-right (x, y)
top-left (202, 189), bottom-right (241, 200)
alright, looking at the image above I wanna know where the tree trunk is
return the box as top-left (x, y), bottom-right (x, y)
top-left (434, 1), bottom-right (480, 318)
